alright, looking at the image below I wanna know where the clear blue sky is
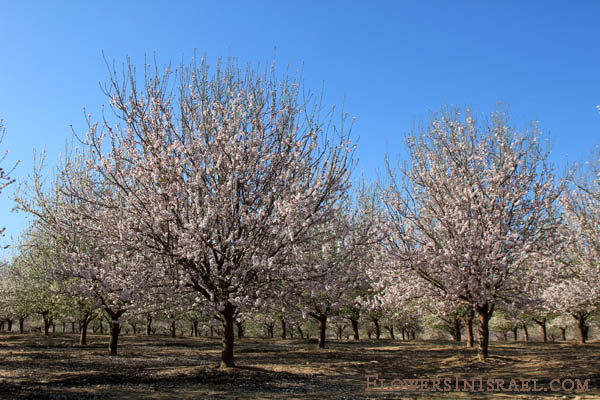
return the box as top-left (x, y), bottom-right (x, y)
top-left (1, 1), bottom-right (599, 256)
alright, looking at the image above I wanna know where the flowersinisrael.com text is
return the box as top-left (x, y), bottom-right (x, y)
top-left (365, 375), bottom-right (589, 393)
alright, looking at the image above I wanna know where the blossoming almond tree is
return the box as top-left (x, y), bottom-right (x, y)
top-left (15, 150), bottom-right (159, 355)
top-left (285, 203), bottom-right (376, 348)
top-left (543, 174), bottom-right (600, 344)
top-left (79, 57), bottom-right (355, 368)
top-left (381, 107), bottom-right (562, 359)
top-left (0, 119), bottom-right (17, 242)
top-left (9, 228), bottom-right (67, 336)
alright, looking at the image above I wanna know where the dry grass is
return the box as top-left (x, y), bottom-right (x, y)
top-left (0, 333), bottom-right (598, 399)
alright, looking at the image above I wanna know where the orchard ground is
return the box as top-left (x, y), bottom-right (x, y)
top-left (0, 334), bottom-right (599, 399)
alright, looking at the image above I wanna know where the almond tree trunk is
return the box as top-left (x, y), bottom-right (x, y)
top-left (236, 321), bottom-right (243, 339)
top-left (146, 316), bottom-right (153, 336)
top-left (42, 312), bottom-right (52, 337)
top-left (451, 317), bottom-right (462, 342)
top-left (372, 318), bottom-right (380, 339)
top-left (218, 302), bottom-right (236, 368)
top-left (297, 324), bottom-right (304, 339)
top-left (475, 303), bottom-right (493, 360)
top-left (533, 318), bottom-right (547, 343)
top-left (170, 320), bottom-right (176, 338)
top-left (280, 318), bottom-right (286, 339)
top-left (104, 309), bottom-right (125, 356)
top-left (79, 313), bottom-right (95, 345)
top-left (462, 309), bottom-right (474, 348)
top-left (265, 323), bottom-right (274, 338)
top-left (109, 320), bottom-right (120, 355)
top-left (80, 319), bottom-right (89, 345)
top-left (317, 314), bottom-right (327, 349)
top-left (19, 318), bottom-right (25, 334)
top-left (388, 326), bottom-right (395, 339)
top-left (350, 318), bottom-right (359, 340)
top-left (575, 312), bottom-right (589, 344)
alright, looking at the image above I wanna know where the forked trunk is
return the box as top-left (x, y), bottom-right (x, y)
top-left (386, 326), bottom-right (395, 340)
top-left (79, 313), bottom-right (95, 345)
top-left (373, 318), bottom-right (380, 340)
top-left (264, 323), bottom-right (274, 338)
top-left (219, 302), bottom-right (236, 368)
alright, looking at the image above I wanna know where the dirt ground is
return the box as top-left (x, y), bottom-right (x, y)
top-left (0, 333), bottom-right (598, 399)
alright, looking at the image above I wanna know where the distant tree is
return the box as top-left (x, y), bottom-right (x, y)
top-left (15, 149), bottom-right (158, 355)
top-left (10, 228), bottom-right (64, 336)
top-left (543, 169), bottom-right (600, 343)
top-left (0, 119), bottom-right (18, 242)
top-left (380, 106), bottom-right (562, 359)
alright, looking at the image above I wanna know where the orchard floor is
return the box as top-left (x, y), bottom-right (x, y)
top-left (0, 334), bottom-right (599, 399)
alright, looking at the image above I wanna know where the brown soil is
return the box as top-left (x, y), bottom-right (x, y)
top-left (0, 334), bottom-right (598, 399)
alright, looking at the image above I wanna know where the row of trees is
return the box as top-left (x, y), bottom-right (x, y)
top-left (0, 263), bottom-right (589, 344)
top-left (1, 58), bottom-right (599, 367)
